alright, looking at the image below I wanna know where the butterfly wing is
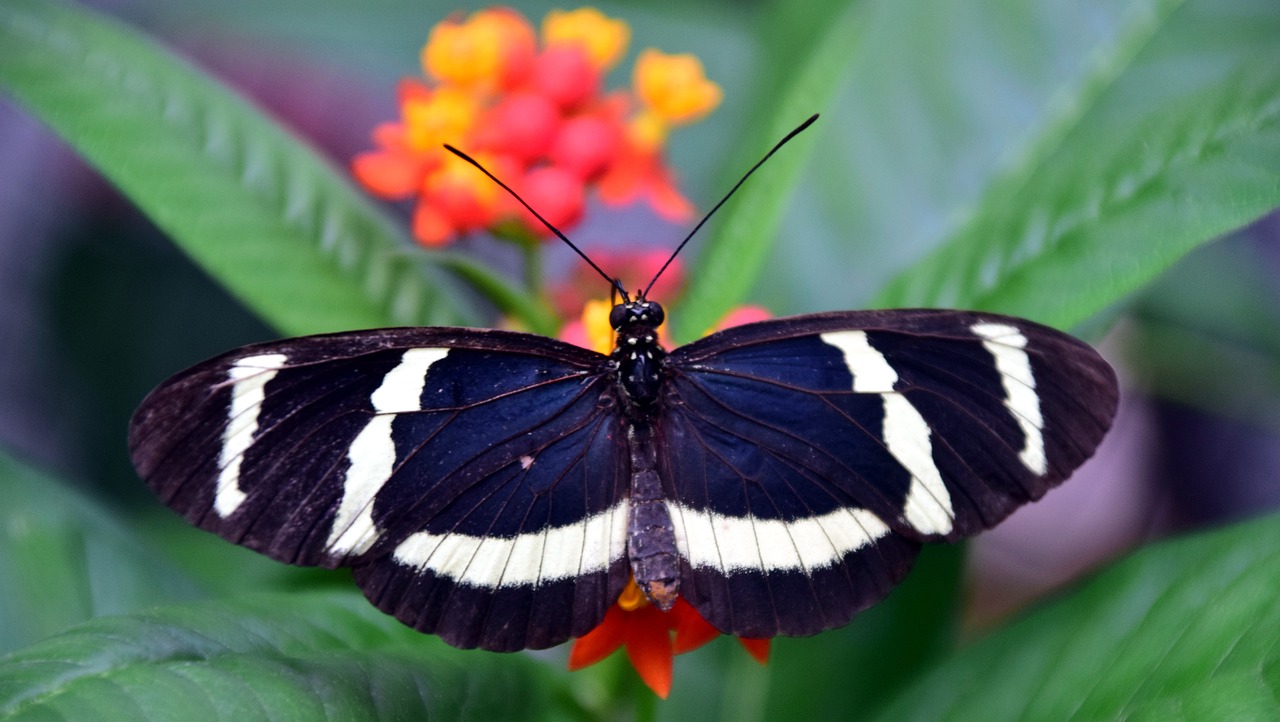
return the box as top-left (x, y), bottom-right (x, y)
top-left (129, 327), bottom-right (631, 651)
top-left (658, 309), bottom-right (1118, 637)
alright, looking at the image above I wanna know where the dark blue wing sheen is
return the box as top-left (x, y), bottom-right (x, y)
top-left (657, 309), bottom-right (1118, 638)
top-left (129, 327), bottom-right (631, 651)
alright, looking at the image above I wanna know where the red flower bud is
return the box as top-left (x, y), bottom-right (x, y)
top-left (479, 92), bottom-right (561, 162)
top-left (549, 114), bottom-right (619, 180)
top-left (531, 46), bottom-right (599, 111)
top-left (517, 166), bottom-right (585, 235)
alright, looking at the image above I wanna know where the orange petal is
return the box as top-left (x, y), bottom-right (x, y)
top-left (411, 202), bottom-right (455, 247)
top-left (351, 150), bottom-right (424, 199)
top-left (396, 77), bottom-right (433, 105)
top-left (645, 172), bottom-right (695, 222)
top-left (738, 637), bottom-right (772, 665)
top-left (542, 8), bottom-right (630, 71)
top-left (422, 8), bottom-right (535, 90)
top-left (476, 7), bottom-right (537, 89)
top-left (596, 160), bottom-right (642, 208)
top-left (402, 87), bottom-right (477, 154)
top-left (624, 606), bottom-right (675, 698)
top-left (371, 122), bottom-right (409, 151)
top-left (671, 599), bottom-right (720, 654)
top-left (633, 49), bottom-right (722, 124)
top-left (422, 16), bottom-right (497, 87)
top-left (579, 299), bottom-right (614, 355)
top-left (567, 605), bottom-right (627, 670)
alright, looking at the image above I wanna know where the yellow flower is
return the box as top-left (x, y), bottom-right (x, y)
top-left (627, 108), bottom-right (670, 152)
top-left (580, 298), bottom-right (615, 354)
top-left (422, 8), bottom-right (535, 90)
top-left (633, 49), bottom-right (722, 124)
top-left (401, 87), bottom-right (478, 154)
top-left (542, 7), bottom-right (630, 71)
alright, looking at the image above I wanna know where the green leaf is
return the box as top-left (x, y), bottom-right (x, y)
top-left (434, 253), bottom-right (561, 337)
top-left (0, 0), bottom-right (477, 336)
top-left (671, 0), bottom-right (865, 342)
top-left (868, 0), bottom-right (1280, 328)
top-left (872, 512), bottom-right (1280, 721)
top-left (0, 452), bottom-right (202, 656)
top-left (730, 0), bottom-right (1280, 332)
top-left (0, 592), bottom-right (581, 722)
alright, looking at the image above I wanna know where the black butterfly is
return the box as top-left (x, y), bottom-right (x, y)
top-left (129, 116), bottom-right (1118, 652)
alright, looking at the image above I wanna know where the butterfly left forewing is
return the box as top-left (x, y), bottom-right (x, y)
top-left (129, 327), bottom-right (632, 650)
top-left (657, 309), bottom-right (1118, 637)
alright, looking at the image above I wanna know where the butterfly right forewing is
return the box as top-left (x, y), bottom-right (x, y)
top-left (654, 309), bottom-right (1118, 638)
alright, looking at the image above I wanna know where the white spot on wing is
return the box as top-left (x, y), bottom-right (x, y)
top-left (666, 503), bottom-right (891, 573)
top-left (823, 331), bottom-right (955, 535)
top-left (391, 500), bottom-right (630, 587)
top-left (327, 347), bottom-right (449, 556)
top-left (215, 353), bottom-right (288, 518)
top-left (971, 323), bottom-right (1046, 475)
top-left (820, 330), bottom-right (897, 392)
top-left (883, 395), bottom-right (953, 535)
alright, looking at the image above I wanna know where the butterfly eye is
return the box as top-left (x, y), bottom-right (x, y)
top-left (647, 303), bottom-right (665, 327)
top-left (609, 304), bottom-right (628, 330)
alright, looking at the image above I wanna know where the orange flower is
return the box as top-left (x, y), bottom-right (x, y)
top-left (598, 140), bottom-right (696, 222)
top-left (422, 8), bottom-right (535, 91)
top-left (558, 298), bottom-right (615, 354)
top-left (634, 49), bottom-right (722, 125)
top-left (350, 83), bottom-right (475, 200)
top-left (568, 578), bottom-right (770, 699)
top-left (542, 7), bottom-right (630, 71)
top-left (351, 129), bottom-right (426, 198)
top-left (403, 86), bottom-right (478, 154)
top-left (413, 151), bottom-right (507, 245)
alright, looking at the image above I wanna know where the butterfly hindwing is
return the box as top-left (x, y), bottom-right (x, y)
top-left (657, 310), bottom-right (1117, 637)
top-left (129, 328), bottom-right (632, 650)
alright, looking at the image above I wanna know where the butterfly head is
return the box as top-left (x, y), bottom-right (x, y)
top-left (609, 299), bottom-right (665, 334)
top-left (609, 299), bottom-right (667, 406)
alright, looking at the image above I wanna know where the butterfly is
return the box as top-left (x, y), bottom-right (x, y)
top-left (129, 116), bottom-right (1119, 652)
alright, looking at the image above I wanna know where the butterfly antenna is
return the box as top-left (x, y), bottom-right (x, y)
top-left (641, 114), bottom-right (819, 299)
top-left (444, 145), bottom-right (629, 302)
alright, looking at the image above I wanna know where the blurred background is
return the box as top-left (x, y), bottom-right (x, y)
top-left (2, 0), bottom-right (1280, 716)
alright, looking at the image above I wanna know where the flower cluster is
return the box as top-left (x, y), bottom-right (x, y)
top-left (352, 7), bottom-right (721, 246)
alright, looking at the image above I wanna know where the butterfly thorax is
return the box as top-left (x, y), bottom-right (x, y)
top-left (610, 300), bottom-right (668, 408)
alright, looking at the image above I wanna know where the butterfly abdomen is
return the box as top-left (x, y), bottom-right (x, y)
top-left (626, 420), bottom-right (680, 610)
